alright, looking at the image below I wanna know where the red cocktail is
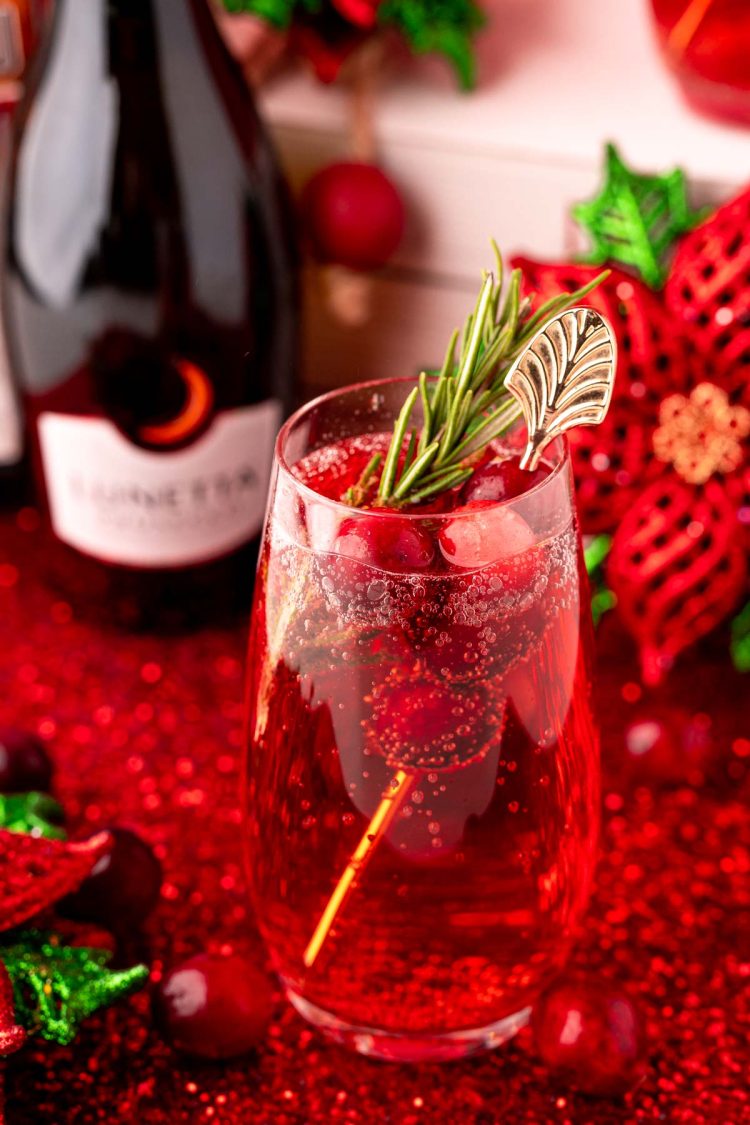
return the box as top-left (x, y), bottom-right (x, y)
top-left (243, 378), bottom-right (599, 1062)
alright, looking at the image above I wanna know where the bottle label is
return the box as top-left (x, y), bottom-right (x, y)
top-left (37, 402), bottom-right (282, 568)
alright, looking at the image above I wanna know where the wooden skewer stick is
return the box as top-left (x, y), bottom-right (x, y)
top-left (303, 768), bottom-right (413, 969)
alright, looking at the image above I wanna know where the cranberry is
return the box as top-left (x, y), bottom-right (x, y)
top-left (365, 673), bottom-right (496, 771)
top-left (0, 727), bottom-right (54, 794)
top-left (532, 974), bottom-right (647, 1096)
top-left (301, 162), bottom-right (404, 271)
top-left (461, 455), bottom-right (549, 505)
top-left (334, 514), bottom-right (435, 573)
top-left (59, 827), bottom-right (162, 930)
top-left (154, 953), bottom-right (273, 1060)
top-left (406, 620), bottom-right (495, 683)
top-left (438, 501), bottom-right (537, 570)
top-left (619, 707), bottom-right (715, 787)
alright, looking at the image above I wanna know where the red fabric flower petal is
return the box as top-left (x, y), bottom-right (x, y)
top-left (607, 477), bottom-right (747, 683)
top-left (0, 829), bottom-right (111, 933)
top-left (725, 463), bottom-right (750, 554)
top-left (665, 186), bottom-right (750, 409)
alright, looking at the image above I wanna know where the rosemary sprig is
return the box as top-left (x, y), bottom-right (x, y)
top-left (350, 248), bottom-right (608, 508)
top-left (343, 452), bottom-right (383, 507)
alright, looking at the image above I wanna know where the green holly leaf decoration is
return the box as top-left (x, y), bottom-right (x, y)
top-left (1, 931), bottom-right (149, 1046)
top-left (378, 0), bottom-right (485, 89)
top-left (222, 0), bottom-right (317, 30)
top-left (573, 143), bottom-right (703, 289)
top-left (730, 600), bottom-right (750, 673)
top-left (0, 793), bottom-right (66, 841)
top-left (584, 533), bottom-right (616, 627)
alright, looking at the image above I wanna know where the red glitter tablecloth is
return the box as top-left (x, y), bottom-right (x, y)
top-left (1, 508), bottom-right (749, 1125)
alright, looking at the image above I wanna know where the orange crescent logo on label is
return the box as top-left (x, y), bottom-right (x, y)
top-left (139, 359), bottom-right (214, 446)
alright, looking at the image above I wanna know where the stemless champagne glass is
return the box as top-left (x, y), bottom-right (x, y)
top-left (242, 378), bottom-right (599, 1063)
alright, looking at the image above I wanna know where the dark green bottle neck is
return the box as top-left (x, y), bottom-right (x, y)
top-left (46, 0), bottom-right (221, 75)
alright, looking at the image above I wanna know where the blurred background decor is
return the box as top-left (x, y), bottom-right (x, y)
top-left (218, 0), bottom-right (486, 328)
top-left (1, 0), bottom-right (750, 1121)
top-left (650, 0), bottom-right (750, 126)
top-left (219, 0), bottom-right (485, 88)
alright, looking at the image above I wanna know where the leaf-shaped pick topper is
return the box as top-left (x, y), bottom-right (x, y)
top-left (506, 306), bottom-right (616, 471)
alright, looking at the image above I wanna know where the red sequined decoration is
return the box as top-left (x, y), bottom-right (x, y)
top-left (607, 477), bottom-right (747, 684)
top-left (513, 258), bottom-right (697, 531)
top-left (0, 964), bottom-right (25, 1057)
top-left (0, 829), bottom-right (111, 932)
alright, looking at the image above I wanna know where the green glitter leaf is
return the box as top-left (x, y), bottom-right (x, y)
top-left (730, 600), bottom-right (750, 673)
top-left (2, 931), bottom-right (149, 1046)
top-left (584, 533), bottom-right (616, 627)
top-left (0, 793), bottom-right (66, 841)
top-left (573, 143), bottom-right (703, 289)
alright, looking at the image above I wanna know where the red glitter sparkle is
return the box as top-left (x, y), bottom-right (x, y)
top-left (1, 511), bottom-right (749, 1122)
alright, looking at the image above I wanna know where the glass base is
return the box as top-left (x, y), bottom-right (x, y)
top-left (286, 987), bottom-right (532, 1063)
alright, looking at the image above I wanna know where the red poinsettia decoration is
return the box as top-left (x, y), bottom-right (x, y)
top-left (513, 185), bottom-right (750, 683)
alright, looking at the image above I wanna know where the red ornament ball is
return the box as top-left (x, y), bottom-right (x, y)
top-left (301, 162), bottom-right (405, 270)
top-left (532, 974), bottom-right (647, 1097)
top-left (154, 953), bottom-right (274, 1060)
top-left (621, 706), bottom-right (716, 787)
top-left (0, 727), bottom-right (54, 794)
top-left (59, 827), bottom-right (162, 930)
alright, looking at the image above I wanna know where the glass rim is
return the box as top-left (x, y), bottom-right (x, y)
top-left (275, 375), bottom-right (570, 521)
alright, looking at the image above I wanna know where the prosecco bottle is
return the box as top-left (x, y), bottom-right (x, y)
top-left (2, 0), bottom-right (297, 628)
top-left (0, 0), bottom-right (46, 504)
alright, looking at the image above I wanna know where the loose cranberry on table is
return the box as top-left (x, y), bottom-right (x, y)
top-left (59, 826), bottom-right (162, 930)
top-left (619, 706), bottom-right (716, 787)
top-left (532, 974), bottom-right (647, 1096)
top-left (0, 727), bottom-right (54, 794)
top-left (154, 952), bottom-right (274, 1060)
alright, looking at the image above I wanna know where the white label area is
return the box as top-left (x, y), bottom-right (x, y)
top-left (38, 402), bottom-right (281, 567)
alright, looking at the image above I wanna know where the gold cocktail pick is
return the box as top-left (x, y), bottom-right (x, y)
top-left (506, 306), bottom-right (616, 471)
top-left (303, 305), bottom-right (617, 971)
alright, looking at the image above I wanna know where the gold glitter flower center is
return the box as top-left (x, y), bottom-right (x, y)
top-left (652, 382), bottom-right (750, 485)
